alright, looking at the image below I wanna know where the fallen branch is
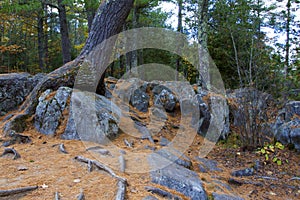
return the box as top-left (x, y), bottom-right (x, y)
top-left (1, 148), bottom-right (21, 160)
top-left (115, 180), bottom-right (126, 200)
top-left (0, 186), bottom-right (38, 197)
top-left (74, 156), bottom-right (126, 183)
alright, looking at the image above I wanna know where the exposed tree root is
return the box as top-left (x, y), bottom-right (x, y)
top-left (1, 148), bottom-right (21, 160)
top-left (0, 186), bottom-right (38, 197)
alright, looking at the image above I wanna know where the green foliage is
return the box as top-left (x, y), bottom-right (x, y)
top-left (257, 142), bottom-right (288, 166)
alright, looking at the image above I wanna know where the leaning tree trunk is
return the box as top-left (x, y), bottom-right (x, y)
top-left (3, 0), bottom-right (134, 135)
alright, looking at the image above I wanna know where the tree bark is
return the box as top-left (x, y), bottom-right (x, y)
top-left (37, 14), bottom-right (44, 71)
top-left (3, 0), bottom-right (134, 135)
top-left (176, 0), bottom-right (183, 81)
top-left (58, 0), bottom-right (72, 64)
top-left (197, 0), bottom-right (209, 89)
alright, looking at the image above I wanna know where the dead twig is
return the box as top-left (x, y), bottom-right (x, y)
top-left (1, 148), bottom-right (21, 160)
top-left (59, 144), bottom-right (68, 154)
top-left (0, 186), bottom-right (38, 197)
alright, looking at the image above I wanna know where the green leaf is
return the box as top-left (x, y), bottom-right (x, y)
top-left (261, 149), bottom-right (266, 154)
top-left (275, 142), bottom-right (284, 150)
top-left (277, 160), bottom-right (282, 166)
top-left (272, 157), bottom-right (278, 162)
top-left (265, 154), bottom-right (269, 161)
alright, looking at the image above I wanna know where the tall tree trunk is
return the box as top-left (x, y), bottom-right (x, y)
top-left (131, 5), bottom-right (138, 69)
top-left (37, 13), bottom-right (44, 71)
top-left (197, 0), bottom-right (209, 88)
top-left (43, 3), bottom-right (49, 69)
top-left (176, 0), bottom-right (183, 81)
top-left (58, 0), bottom-right (72, 64)
top-left (284, 0), bottom-right (291, 80)
top-left (84, 0), bottom-right (98, 33)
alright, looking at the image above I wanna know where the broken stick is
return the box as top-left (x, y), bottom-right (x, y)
top-left (0, 186), bottom-right (38, 197)
top-left (1, 148), bottom-right (21, 160)
top-left (59, 144), bottom-right (68, 154)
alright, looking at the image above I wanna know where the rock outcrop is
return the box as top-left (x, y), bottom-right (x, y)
top-left (34, 87), bottom-right (121, 142)
top-left (0, 73), bottom-right (45, 116)
top-left (273, 101), bottom-right (300, 151)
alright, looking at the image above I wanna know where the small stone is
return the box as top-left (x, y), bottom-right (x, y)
top-left (17, 166), bottom-right (28, 171)
top-left (231, 168), bottom-right (254, 177)
top-left (73, 179), bottom-right (81, 183)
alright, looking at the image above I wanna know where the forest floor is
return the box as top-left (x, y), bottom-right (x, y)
top-left (0, 77), bottom-right (300, 200)
top-left (0, 110), bottom-right (299, 200)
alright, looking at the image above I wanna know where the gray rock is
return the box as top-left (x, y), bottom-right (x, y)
top-left (130, 88), bottom-right (150, 112)
top-left (273, 101), bottom-right (300, 151)
top-left (284, 101), bottom-right (300, 121)
top-left (192, 94), bottom-right (211, 136)
top-left (0, 73), bottom-right (45, 115)
top-left (231, 168), bottom-right (254, 177)
top-left (142, 196), bottom-right (158, 200)
top-left (153, 85), bottom-right (177, 112)
top-left (159, 137), bottom-right (170, 146)
top-left (34, 87), bottom-right (72, 135)
top-left (61, 104), bottom-right (80, 140)
top-left (196, 157), bottom-right (223, 173)
top-left (149, 154), bottom-right (208, 200)
top-left (156, 148), bottom-right (192, 169)
top-left (150, 107), bottom-right (168, 120)
top-left (145, 186), bottom-right (182, 200)
top-left (66, 91), bottom-right (121, 142)
top-left (212, 193), bottom-right (244, 200)
top-left (34, 87), bottom-right (121, 142)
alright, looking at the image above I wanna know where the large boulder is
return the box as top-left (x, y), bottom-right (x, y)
top-left (0, 73), bottom-right (45, 116)
top-left (34, 87), bottom-right (121, 142)
top-left (227, 88), bottom-right (274, 127)
top-left (149, 153), bottom-right (208, 200)
top-left (273, 101), bottom-right (300, 151)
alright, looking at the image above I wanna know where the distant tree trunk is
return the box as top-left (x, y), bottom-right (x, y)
top-left (131, 5), bottom-right (138, 69)
top-left (84, 0), bottom-right (98, 33)
top-left (58, 0), bottom-right (71, 64)
top-left (197, 0), bottom-right (209, 89)
top-left (37, 14), bottom-right (44, 71)
top-left (176, 0), bottom-right (183, 81)
top-left (284, 0), bottom-right (291, 80)
top-left (43, 3), bottom-right (49, 69)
